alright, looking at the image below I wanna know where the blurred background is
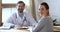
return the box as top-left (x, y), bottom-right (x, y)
top-left (0, 0), bottom-right (60, 26)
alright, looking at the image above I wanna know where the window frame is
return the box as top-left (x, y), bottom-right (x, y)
top-left (0, 0), bottom-right (2, 25)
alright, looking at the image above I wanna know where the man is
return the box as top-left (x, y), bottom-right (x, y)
top-left (3, 1), bottom-right (36, 28)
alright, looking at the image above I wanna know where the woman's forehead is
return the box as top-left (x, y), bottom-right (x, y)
top-left (39, 5), bottom-right (44, 9)
top-left (38, 5), bottom-right (41, 8)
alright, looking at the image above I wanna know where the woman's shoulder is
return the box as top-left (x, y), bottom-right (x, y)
top-left (39, 16), bottom-right (52, 22)
top-left (43, 16), bottom-right (52, 19)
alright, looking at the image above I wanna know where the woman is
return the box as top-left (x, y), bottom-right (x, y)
top-left (32, 2), bottom-right (53, 32)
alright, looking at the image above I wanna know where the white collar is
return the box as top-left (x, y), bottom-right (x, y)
top-left (16, 11), bottom-right (26, 18)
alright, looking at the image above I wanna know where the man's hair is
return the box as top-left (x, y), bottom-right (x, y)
top-left (17, 1), bottom-right (25, 6)
top-left (41, 2), bottom-right (49, 10)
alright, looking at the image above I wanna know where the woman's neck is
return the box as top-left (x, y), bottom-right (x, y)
top-left (42, 14), bottom-right (49, 17)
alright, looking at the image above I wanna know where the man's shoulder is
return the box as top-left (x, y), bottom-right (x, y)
top-left (12, 13), bottom-right (17, 16)
top-left (23, 12), bottom-right (28, 14)
top-left (10, 13), bottom-right (17, 18)
top-left (24, 12), bottom-right (33, 18)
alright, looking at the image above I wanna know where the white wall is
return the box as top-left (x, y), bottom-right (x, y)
top-left (34, 0), bottom-right (40, 21)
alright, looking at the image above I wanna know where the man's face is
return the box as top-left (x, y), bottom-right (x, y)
top-left (17, 3), bottom-right (25, 13)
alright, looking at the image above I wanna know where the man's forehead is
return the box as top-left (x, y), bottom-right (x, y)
top-left (17, 3), bottom-right (24, 6)
top-left (18, 3), bottom-right (24, 5)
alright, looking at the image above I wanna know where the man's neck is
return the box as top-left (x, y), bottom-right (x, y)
top-left (18, 12), bottom-right (24, 18)
top-left (18, 11), bottom-right (23, 13)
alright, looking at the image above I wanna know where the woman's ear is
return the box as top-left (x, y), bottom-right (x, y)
top-left (47, 10), bottom-right (49, 15)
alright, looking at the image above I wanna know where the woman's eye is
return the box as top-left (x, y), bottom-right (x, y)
top-left (42, 8), bottom-right (44, 10)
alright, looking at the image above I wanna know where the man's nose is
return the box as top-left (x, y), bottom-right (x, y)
top-left (19, 7), bottom-right (22, 9)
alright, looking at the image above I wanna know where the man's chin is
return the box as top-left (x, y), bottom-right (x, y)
top-left (19, 11), bottom-right (23, 13)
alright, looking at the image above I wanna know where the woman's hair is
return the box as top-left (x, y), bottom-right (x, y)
top-left (41, 2), bottom-right (49, 15)
top-left (41, 2), bottom-right (49, 10)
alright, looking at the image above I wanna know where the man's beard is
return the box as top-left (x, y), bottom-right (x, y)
top-left (18, 9), bottom-right (24, 13)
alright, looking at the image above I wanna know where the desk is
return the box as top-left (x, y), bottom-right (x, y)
top-left (53, 26), bottom-right (60, 32)
top-left (0, 26), bottom-right (60, 32)
top-left (0, 26), bottom-right (32, 32)
top-left (0, 29), bottom-right (30, 32)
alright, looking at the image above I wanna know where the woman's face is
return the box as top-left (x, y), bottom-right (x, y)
top-left (38, 5), bottom-right (48, 16)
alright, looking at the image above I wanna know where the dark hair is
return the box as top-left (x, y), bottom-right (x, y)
top-left (17, 1), bottom-right (25, 6)
top-left (41, 2), bottom-right (49, 10)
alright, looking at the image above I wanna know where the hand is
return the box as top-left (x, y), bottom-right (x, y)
top-left (14, 25), bottom-right (22, 29)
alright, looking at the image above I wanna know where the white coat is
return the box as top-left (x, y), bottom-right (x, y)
top-left (3, 12), bottom-right (37, 28)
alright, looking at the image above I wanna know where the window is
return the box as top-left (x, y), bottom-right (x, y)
top-left (2, 0), bottom-right (30, 6)
top-left (2, 8), bottom-right (17, 23)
